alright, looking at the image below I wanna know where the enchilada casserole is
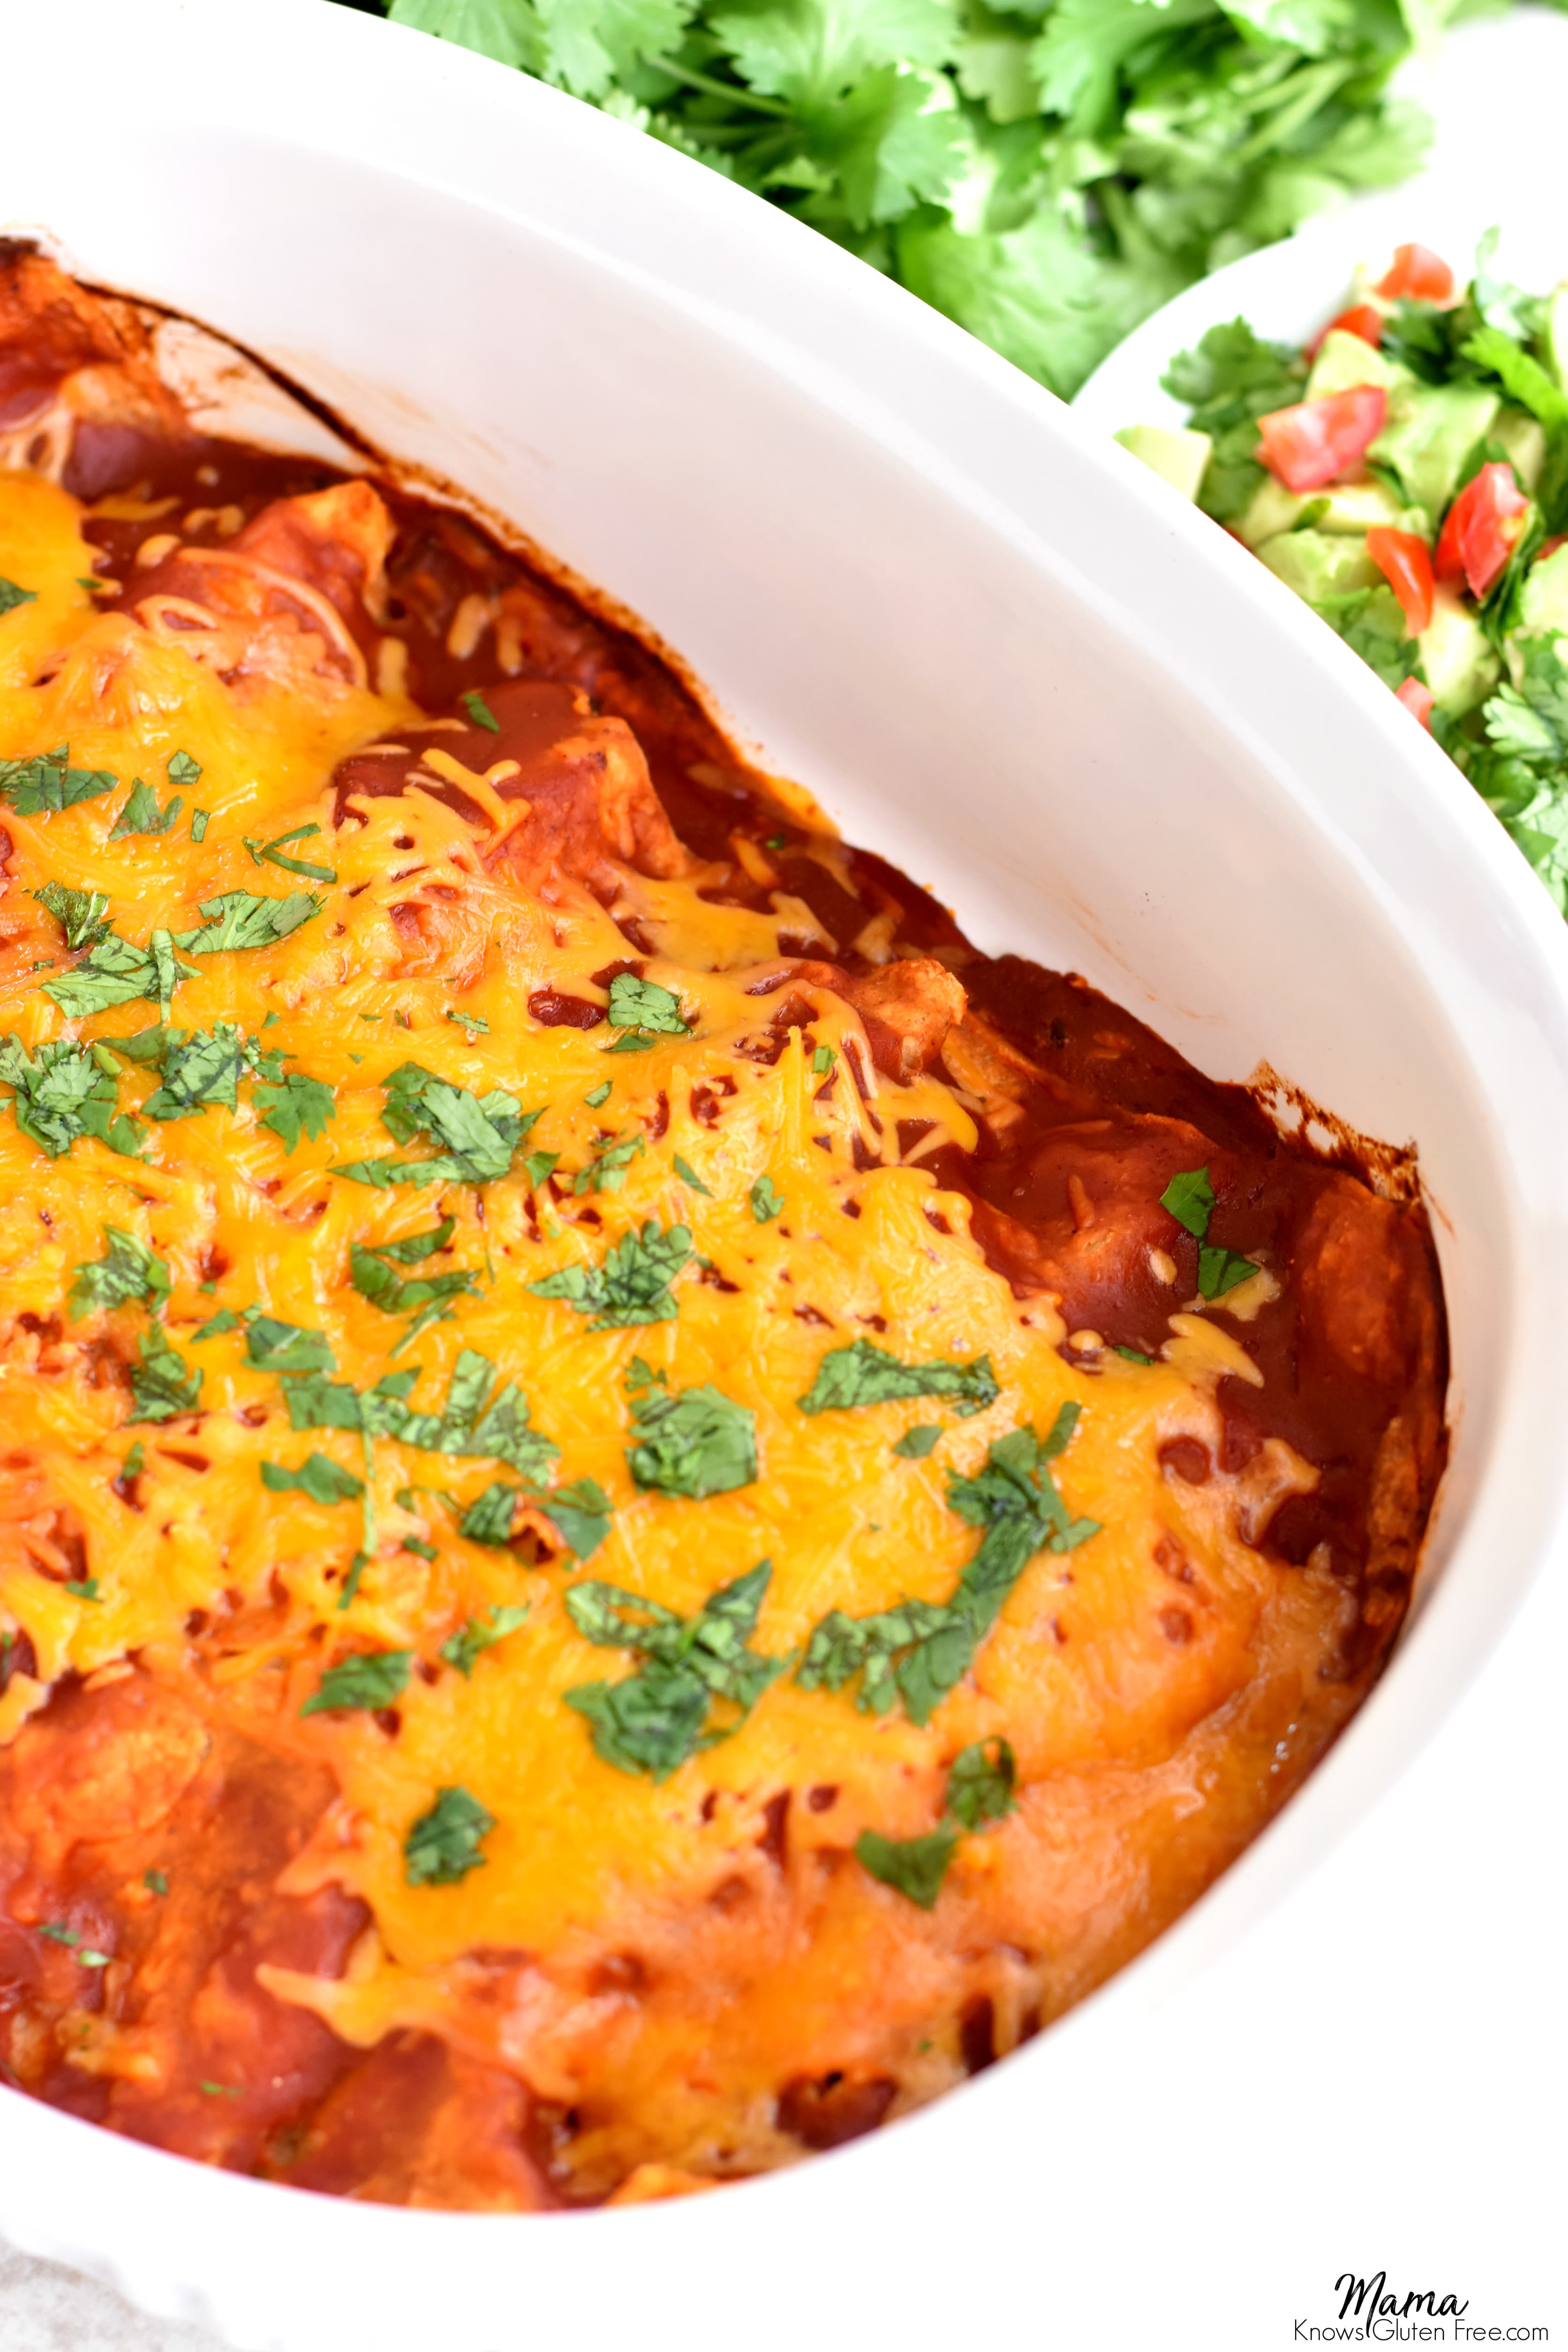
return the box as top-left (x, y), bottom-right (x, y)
top-left (0, 248), bottom-right (1447, 2209)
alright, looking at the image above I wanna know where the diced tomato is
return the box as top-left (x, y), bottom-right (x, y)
top-left (1376, 244), bottom-right (1455, 305)
top-left (1365, 526), bottom-right (1435, 634)
top-left (1254, 386), bottom-right (1388, 494)
top-left (1307, 303), bottom-right (1385, 359)
top-left (1434, 462), bottom-right (1531, 600)
top-left (1395, 677), bottom-right (1435, 729)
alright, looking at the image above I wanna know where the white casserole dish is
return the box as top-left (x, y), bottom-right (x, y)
top-left (2, 2), bottom-right (1568, 2346)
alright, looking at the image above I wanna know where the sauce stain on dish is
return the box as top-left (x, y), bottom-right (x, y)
top-left (0, 245), bottom-right (1446, 2210)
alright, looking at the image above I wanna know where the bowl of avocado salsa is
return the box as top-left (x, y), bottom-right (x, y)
top-left (1121, 236), bottom-right (1568, 916)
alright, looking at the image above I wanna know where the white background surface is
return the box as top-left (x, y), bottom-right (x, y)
top-left (2, 6), bottom-right (1565, 2347)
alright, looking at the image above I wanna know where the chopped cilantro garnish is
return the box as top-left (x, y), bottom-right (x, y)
top-left (529, 1219), bottom-right (692, 1329)
top-left (176, 890), bottom-right (321, 955)
top-left (68, 1226), bottom-right (171, 1320)
top-left (797, 1339), bottom-right (1000, 1419)
top-left (855, 1827), bottom-right (956, 1909)
top-left (120, 1441), bottom-right (146, 1485)
top-left (0, 1033), bottom-right (143, 1159)
top-left (892, 1424), bottom-right (941, 1459)
top-left (765, 833), bottom-right (787, 851)
top-left (945, 1734), bottom-right (1018, 1831)
top-left (671, 1153), bottom-right (711, 1195)
top-left (369, 1215), bottom-right (457, 1265)
top-left (302, 1649), bottom-right (413, 1716)
top-left (350, 1235), bottom-right (478, 1349)
top-left (0, 744), bottom-right (117, 816)
top-left (523, 1149), bottom-right (560, 1191)
top-left (1158, 1166), bottom-right (1253, 1295)
top-left (64, 1578), bottom-right (100, 1602)
top-left (564, 1561), bottom-right (786, 1781)
top-left (199, 2081), bottom-right (241, 2098)
top-left (573, 1132), bottom-right (643, 1195)
top-left (583, 1080), bottom-right (612, 1109)
top-left (605, 972), bottom-right (691, 1048)
top-left (626, 1377), bottom-right (757, 1499)
top-left (0, 577), bottom-right (38, 616)
top-left (31, 883), bottom-right (111, 951)
top-left (38, 1923), bottom-right (80, 1945)
top-left (109, 778), bottom-right (184, 839)
top-left (98, 1025), bottom-right (171, 1065)
top-left (404, 1784), bottom-right (495, 1885)
top-left (856, 1737), bottom-right (1018, 1908)
top-left (461, 690), bottom-right (500, 733)
top-left (812, 1043), bottom-right (836, 1076)
top-left (749, 1174), bottom-right (784, 1223)
top-left (1115, 1345), bottom-right (1154, 1365)
top-left (537, 1477), bottom-right (613, 1559)
top-left (143, 1023), bottom-right (245, 1121)
top-left (1198, 1244), bottom-right (1258, 1301)
top-left (800, 1409), bottom-right (1096, 1725)
top-left (167, 751), bottom-right (203, 787)
top-left (260, 1453), bottom-right (365, 1505)
top-left (192, 1307), bottom-right (241, 1340)
top-left (128, 1327), bottom-right (203, 1423)
top-left (245, 1314), bottom-right (336, 1375)
top-left (444, 1006), bottom-right (490, 1033)
top-left (334, 1062), bottom-right (536, 1188)
top-left (242, 822), bottom-right (337, 883)
top-left (43, 930), bottom-right (191, 1021)
top-left (459, 1472), bottom-right (611, 1559)
top-left (440, 1605), bottom-right (529, 1677)
top-left (1160, 1165), bottom-right (1216, 1240)
top-left (189, 809), bottom-right (211, 842)
top-left (253, 1067), bottom-right (336, 1153)
top-left (458, 1482), bottom-right (520, 1546)
top-left (283, 1346), bottom-right (559, 1483)
top-left (143, 1869), bottom-right (167, 1897)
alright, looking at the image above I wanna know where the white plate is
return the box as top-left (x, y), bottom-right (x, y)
top-left (3, 4), bottom-right (1568, 2349)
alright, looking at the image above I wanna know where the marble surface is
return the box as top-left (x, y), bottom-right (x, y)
top-left (0, 2242), bottom-right (223, 2352)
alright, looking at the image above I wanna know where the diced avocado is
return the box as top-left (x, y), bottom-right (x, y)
top-left (1115, 424), bottom-right (1213, 503)
top-left (1545, 284), bottom-right (1568, 391)
top-left (1493, 405), bottom-right (1547, 492)
top-left (1256, 529), bottom-right (1380, 600)
top-left (1320, 479), bottom-right (1429, 535)
top-left (1372, 381), bottom-right (1501, 519)
top-left (1304, 328), bottom-right (1412, 401)
top-left (1417, 588), bottom-right (1501, 716)
top-left (1520, 543), bottom-right (1568, 636)
top-left (1233, 472), bottom-right (1423, 549)
top-left (1234, 475), bottom-right (1309, 547)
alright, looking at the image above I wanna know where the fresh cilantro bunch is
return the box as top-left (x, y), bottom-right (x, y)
top-left (348, 0), bottom-right (1456, 398)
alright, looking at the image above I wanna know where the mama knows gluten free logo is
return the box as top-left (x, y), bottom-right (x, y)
top-left (1292, 2272), bottom-right (1550, 2342)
